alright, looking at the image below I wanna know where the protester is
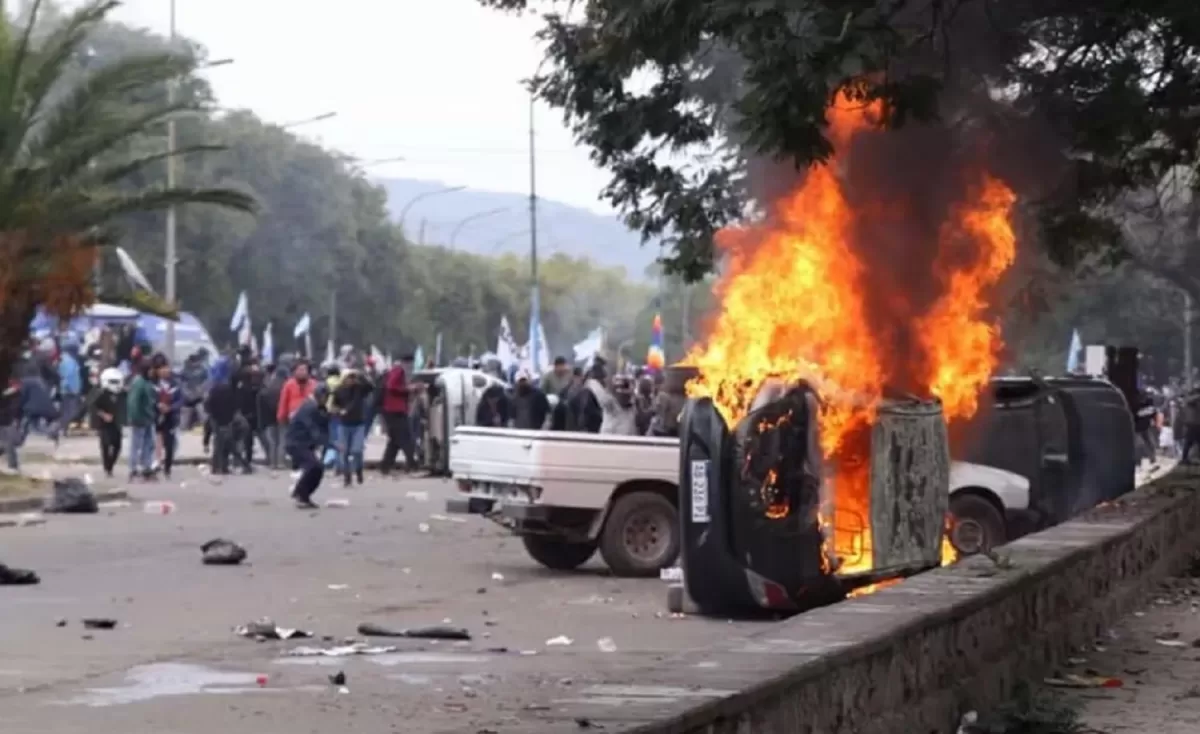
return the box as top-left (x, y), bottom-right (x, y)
top-left (277, 359), bottom-right (317, 424)
top-left (205, 358), bottom-right (247, 475)
top-left (151, 354), bottom-right (183, 478)
top-left (235, 362), bottom-right (268, 471)
top-left (125, 357), bottom-right (158, 480)
top-left (331, 368), bottom-right (372, 486)
top-left (91, 368), bottom-right (125, 477)
top-left (286, 384), bottom-right (330, 509)
top-left (379, 353), bottom-right (418, 475)
top-left (259, 364), bottom-right (286, 470)
top-left (540, 356), bottom-right (573, 398)
top-left (552, 367), bottom-right (585, 430)
top-left (596, 374), bottom-right (641, 435)
top-left (56, 346), bottom-right (82, 435)
top-left (511, 370), bottom-right (551, 429)
top-left (0, 376), bottom-right (21, 472)
top-left (1181, 392), bottom-right (1200, 463)
top-left (570, 362), bottom-right (607, 433)
top-left (476, 379), bottom-right (510, 427)
top-left (18, 361), bottom-right (59, 446)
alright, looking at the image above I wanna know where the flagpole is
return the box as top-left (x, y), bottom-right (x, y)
top-left (305, 333), bottom-right (313, 360)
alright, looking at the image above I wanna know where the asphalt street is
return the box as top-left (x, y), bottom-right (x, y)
top-left (0, 463), bottom-right (762, 734)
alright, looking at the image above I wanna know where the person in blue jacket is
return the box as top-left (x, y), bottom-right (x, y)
top-left (56, 346), bottom-right (83, 434)
top-left (285, 384), bottom-right (330, 509)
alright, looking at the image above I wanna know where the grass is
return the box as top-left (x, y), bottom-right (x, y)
top-left (0, 473), bottom-right (47, 500)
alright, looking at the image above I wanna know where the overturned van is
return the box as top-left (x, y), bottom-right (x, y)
top-left (953, 375), bottom-right (1135, 548)
top-left (676, 378), bottom-right (949, 617)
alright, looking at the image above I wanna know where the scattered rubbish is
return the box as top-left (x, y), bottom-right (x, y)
top-left (55, 618), bottom-right (67, 627)
top-left (0, 564), bottom-right (39, 585)
top-left (405, 490), bottom-right (429, 502)
top-left (235, 618), bottom-right (313, 641)
top-left (356, 622), bottom-right (471, 641)
top-left (545, 635), bottom-right (573, 647)
top-left (98, 500), bottom-right (131, 510)
top-left (596, 637), bottom-right (617, 653)
top-left (337, 686), bottom-right (349, 694)
top-left (287, 643), bottom-right (399, 657)
top-left (519, 650), bottom-right (539, 656)
top-left (82, 618), bottom-right (118, 630)
top-left (1044, 674), bottom-right (1123, 688)
top-left (660, 566), bottom-right (683, 582)
top-left (1156, 638), bottom-right (1188, 647)
top-left (327, 584), bottom-right (349, 591)
top-left (83, 473), bottom-right (93, 485)
top-left (201, 539), bottom-right (247, 566)
top-left (417, 523), bottom-right (430, 533)
top-left (575, 717), bottom-right (594, 729)
top-left (255, 674), bottom-right (268, 687)
top-left (955, 711), bottom-right (978, 734)
top-left (142, 501), bottom-right (176, 515)
top-left (13, 512), bottom-right (45, 527)
top-left (329, 671), bottom-right (346, 686)
top-left (324, 499), bottom-right (350, 508)
top-left (45, 478), bottom-right (98, 514)
top-left (429, 513), bottom-right (466, 523)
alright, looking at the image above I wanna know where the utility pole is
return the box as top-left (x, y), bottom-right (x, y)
top-left (329, 289), bottom-right (338, 352)
top-left (164, 0), bottom-right (178, 362)
top-left (528, 85), bottom-right (541, 369)
top-left (1186, 291), bottom-right (1194, 389)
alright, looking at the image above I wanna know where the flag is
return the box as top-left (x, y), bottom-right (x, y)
top-left (414, 345), bottom-right (425, 369)
top-left (262, 322), bottom-right (274, 363)
top-left (496, 316), bottom-right (520, 369)
top-left (293, 312), bottom-right (311, 338)
top-left (434, 332), bottom-right (443, 367)
top-left (528, 289), bottom-right (543, 375)
top-left (324, 340), bottom-right (334, 365)
top-left (114, 246), bottom-right (156, 293)
top-left (229, 292), bottom-right (249, 333)
top-left (573, 327), bottom-right (604, 364)
top-left (647, 313), bottom-right (665, 371)
top-left (1066, 328), bottom-right (1083, 373)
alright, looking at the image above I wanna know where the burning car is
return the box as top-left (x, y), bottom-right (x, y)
top-left (676, 377), bottom-right (949, 616)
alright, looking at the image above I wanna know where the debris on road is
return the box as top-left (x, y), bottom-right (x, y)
top-left (44, 478), bottom-right (98, 514)
top-left (81, 618), bottom-right (117, 630)
top-left (1155, 638), bottom-right (1189, 647)
top-left (545, 635), bottom-right (573, 646)
top-left (324, 499), bottom-right (350, 508)
top-left (1044, 674), bottom-right (1123, 688)
top-left (405, 490), bottom-right (429, 502)
top-left (429, 513), bottom-right (466, 524)
top-left (142, 500), bottom-right (176, 515)
top-left (596, 637), bottom-right (618, 653)
top-left (327, 584), bottom-right (349, 591)
top-left (235, 618), bottom-right (313, 640)
top-left (418, 522), bottom-right (430, 533)
top-left (660, 566), bottom-right (683, 582)
top-left (357, 622), bottom-right (472, 641)
top-left (0, 563), bottom-right (39, 585)
top-left (201, 538), bottom-right (248, 565)
top-left (329, 671), bottom-right (346, 686)
top-left (256, 674), bottom-right (268, 687)
top-left (55, 618), bottom-right (66, 627)
top-left (490, 572), bottom-right (504, 582)
top-left (287, 643), bottom-right (398, 657)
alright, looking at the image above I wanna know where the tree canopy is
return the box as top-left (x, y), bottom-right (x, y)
top-left (479, 0), bottom-right (1200, 283)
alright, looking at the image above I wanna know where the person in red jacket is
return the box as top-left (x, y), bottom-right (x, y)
top-left (379, 353), bottom-right (418, 475)
top-left (277, 360), bottom-right (316, 425)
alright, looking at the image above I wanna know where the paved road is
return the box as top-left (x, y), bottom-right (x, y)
top-left (0, 466), bottom-right (759, 734)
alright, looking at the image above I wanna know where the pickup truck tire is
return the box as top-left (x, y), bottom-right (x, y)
top-left (599, 491), bottom-right (679, 577)
top-left (949, 493), bottom-right (1006, 556)
top-left (521, 535), bottom-right (598, 571)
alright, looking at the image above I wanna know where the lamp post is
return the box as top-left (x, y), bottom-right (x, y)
top-left (397, 186), bottom-right (466, 238)
top-left (450, 207), bottom-right (509, 247)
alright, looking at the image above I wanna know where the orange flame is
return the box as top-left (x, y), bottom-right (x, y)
top-left (685, 94), bottom-right (1016, 577)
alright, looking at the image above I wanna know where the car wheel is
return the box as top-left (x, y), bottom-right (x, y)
top-left (949, 493), bottom-right (1006, 556)
top-left (600, 491), bottom-right (679, 577)
top-left (521, 535), bottom-right (598, 571)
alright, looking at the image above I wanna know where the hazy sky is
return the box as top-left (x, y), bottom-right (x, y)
top-left (86, 0), bottom-right (616, 214)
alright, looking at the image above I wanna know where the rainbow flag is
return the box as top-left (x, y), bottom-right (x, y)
top-left (646, 313), bottom-right (665, 371)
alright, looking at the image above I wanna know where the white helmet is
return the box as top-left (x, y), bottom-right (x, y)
top-left (100, 368), bottom-right (124, 392)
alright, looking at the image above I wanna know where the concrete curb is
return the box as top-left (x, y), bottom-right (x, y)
top-left (519, 466), bottom-right (1200, 733)
top-left (0, 489), bottom-right (130, 516)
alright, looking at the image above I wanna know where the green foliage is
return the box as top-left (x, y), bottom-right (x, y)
top-left (479, 0), bottom-right (1200, 281)
top-left (0, 0), bottom-right (253, 384)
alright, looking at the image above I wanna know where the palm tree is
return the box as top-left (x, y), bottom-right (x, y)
top-left (0, 0), bottom-right (256, 386)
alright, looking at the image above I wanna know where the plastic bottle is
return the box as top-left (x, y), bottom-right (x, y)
top-left (142, 500), bottom-right (176, 515)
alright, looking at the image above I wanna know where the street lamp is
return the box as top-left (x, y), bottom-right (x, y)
top-left (398, 186), bottom-right (466, 236)
top-left (450, 207), bottom-right (509, 247)
top-left (281, 111), bottom-right (337, 130)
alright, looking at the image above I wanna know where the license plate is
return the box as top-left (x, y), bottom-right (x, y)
top-left (690, 460), bottom-right (710, 523)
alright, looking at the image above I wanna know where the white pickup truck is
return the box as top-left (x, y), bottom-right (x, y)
top-left (445, 426), bottom-right (1030, 577)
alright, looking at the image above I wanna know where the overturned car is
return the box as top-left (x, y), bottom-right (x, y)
top-left (676, 377), bottom-right (950, 617)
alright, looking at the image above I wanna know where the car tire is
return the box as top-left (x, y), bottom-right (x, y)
top-left (521, 535), bottom-right (598, 571)
top-left (599, 491), bottom-right (679, 577)
top-left (949, 493), bottom-right (1006, 556)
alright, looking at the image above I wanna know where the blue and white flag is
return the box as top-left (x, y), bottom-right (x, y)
top-left (229, 292), bottom-right (249, 333)
top-left (293, 312), bottom-right (311, 339)
top-left (1066, 328), bottom-right (1083, 373)
top-left (496, 316), bottom-right (520, 370)
top-left (573, 327), bottom-right (604, 364)
top-left (261, 322), bottom-right (274, 364)
top-left (434, 332), bottom-right (443, 367)
top-left (413, 345), bottom-right (425, 369)
top-left (527, 290), bottom-right (543, 375)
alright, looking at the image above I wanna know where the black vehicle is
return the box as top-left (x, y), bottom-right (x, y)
top-left (673, 378), bottom-right (949, 617)
top-left (956, 375), bottom-right (1135, 542)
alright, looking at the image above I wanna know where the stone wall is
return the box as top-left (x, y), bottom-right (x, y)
top-left (530, 467), bottom-right (1200, 733)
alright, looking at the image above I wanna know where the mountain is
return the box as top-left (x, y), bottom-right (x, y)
top-left (372, 178), bottom-right (659, 278)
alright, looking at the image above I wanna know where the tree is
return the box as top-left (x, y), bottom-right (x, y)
top-left (478, 0), bottom-right (1200, 280)
top-left (0, 0), bottom-right (254, 385)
